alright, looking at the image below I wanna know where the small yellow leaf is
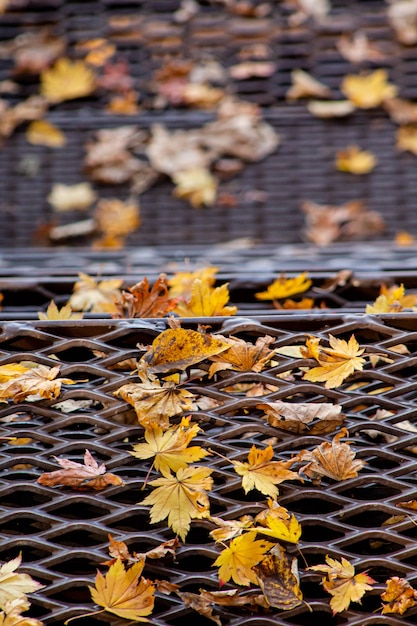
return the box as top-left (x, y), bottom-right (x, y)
top-left (172, 168), bottom-right (217, 208)
top-left (254, 500), bottom-right (301, 544)
top-left (40, 58), bottom-right (96, 103)
top-left (38, 301), bottom-right (83, 320)
top-left (168, 266), bottom-right (219, 298)
top-left (89, 558), bottom-right (155, 621)
top-left (142, 466), bottom-right (213, 541)
top-left (174, 280), bottom-right (237, 317)
top-left (336, 145), bottom-right (377, 174)
top-left (303, 334), bottom-right (366, 389)
top-left (256, 272), bottom-right (312, 301)
top-left (341, 69), bottom-right (397, 108)
top-left (213, 531), bottom-right (273, 587)
top-left (26, 119), bottom-right (66, 147)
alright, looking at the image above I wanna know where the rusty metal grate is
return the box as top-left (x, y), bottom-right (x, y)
top-left (2, 314), bottom-right (417, 624)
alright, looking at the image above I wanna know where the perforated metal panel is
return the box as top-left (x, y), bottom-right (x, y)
top-left (2, 315), bottom-right (417, 625)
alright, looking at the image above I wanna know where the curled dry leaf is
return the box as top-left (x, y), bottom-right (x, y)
top-left (69, 273), bottom-right (123, 313)
top-left (335, 145), bottom-right (377, 174)
top-left (208, 335), bottom-right (275, 377)
top-left (179, 588), bottom-right (267, 626)
top-left (37, 449), bottom-right (124, 491)
top-left (26, 120), bottom-right (66, 148)
top-left (286, 69), bottom-right (331, 101)
top-left (341, 69), bottom-right (397, 109)
top-left (141, 327), bottom-right (231, 374)
top-left (256, 272), bottom-right (312, 301)
top-left (213, 530), bottom-right (273, 587)
top-left (257, 400), bottom-right (345, 434)
top-left (130, 417), bottom-right (208, 474)
top-left (255, 545), bottom-right (304, 610)
top-left (0, 364), bottom-right (75, 402)
top-left (89, 558), bottom-right (155, 621)
top-left (111, 274), bottom-right (177, 319)
top-left (172, 168), bottom-right (217, 208)
top-left (308, 555), bottom-right (375, 614)
top-left (307, 99), bottom-right (355, 118)
top-left (174, 280), bottom-right (237, 317)
top-left (381, 577), bottom-right (417, 614)
top-left (40, 57), bottom-right (96, 103)
top-left (209, 515), bottom-right (255, 542)
top-left (142, 465), bottom-right (213, 541)
top-left (38, 300), bottom-right (83, 320)
top-left (104, 534), bottom-right (179, 567)
top-left (297, 428), bottom-right (366, 484)
top-left (47, 182), bottom-right (97, 212)
top-left (387, 0), bottom-right (417, 45)
top-left (232, 443), bottom-right (302, 499)
top-left (114, 380), bottom-right (195, 429)
top-left (303, 334), bottom-right (366, 389)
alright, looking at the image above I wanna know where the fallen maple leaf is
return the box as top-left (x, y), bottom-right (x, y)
top-left (0, 554), bottom-right (43, 610)
top-left (142, 465), bottom-right (213, 540)
top-left (111, 274), bottom-right (178, 318)
top-left (68, 273), bottom-right (123, 313)
top-left (341, 69), bottom-right (397, 108)
top-left (381, 576), bottom-right (417, 614)
top-left (26, 119), bottom-right (66, 148)
top-left (174, 280), bottom-right (237, 317)
top-left (37, 449), bottom-right (124, 491)
top-left (103, 535), bottom-right (179, 567)
top-left (130, 418), bottom-right (208, 474)
top-left (94, 198), bottom-right (140, 248)
top-left (172, 168), bottom-right (217, 207)
top-left (308, 555), bottom-right (375, 614)
top-left (335, 145), bottom-right (377, 174)
top-left (254, 499), bottom-right (301, 544)
top-left (0, 597), bottom-right (44, 625)
top-left (297, 428), bottom-right (366, 484)
top-left (89, 558), bottom-right (154, 621)
top-left (114, 379), bottom-right (196, 429)
top-left (209, 515), bottom-right (255, 542)
top-left (255, 545), bottom-right (303, 610)
top-left (0, 364), bottom-right (76, 402)
top-left (303, 334), bottom-right (366, 389)
top-left (40, 57), bottom-right (96, 103)
top-left (213, 531), bottom-right (273, 587)
top-left (232, 443), bottom-right (301, 499)
top-left (141, 327), bottom-right (231, 374)
top-left (179, 588), bottom-right (267, 626)
top-left (38, 300), bottom-right (83, 320)
top-left (366, 284), bottom-right (417, 313)
top-left (286, 69), bottom-right (331, 100)
top-left (257, 400), bottom-right (345, 434)
top-left (255, 272), bottom-right (312, 301)
top-left (168, 266), bottom-right (218, 298)
top-left (208, 335), bottom-right (275, 377)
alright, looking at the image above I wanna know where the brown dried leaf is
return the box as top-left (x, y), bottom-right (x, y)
top-left (37, 449), bottom-right (125, 491)
top-left (257, 400), bottom-right (345, 434)
top-left (287, 69), bottom-right (331, 100)
top-left (208, 335), bottom-right (275, 377)
top-left (297, 428), bottom-right (366, 484)
top-left (381, 576), bottom-right (417, 615)
top-left (0, 365), bottom-right (75, 402)
top-left (0, 95), bottom-right (48, 141)
top-left (111, 274), bottom-right (177, 318)
top-left (255, 545), bottom-right (303, 610)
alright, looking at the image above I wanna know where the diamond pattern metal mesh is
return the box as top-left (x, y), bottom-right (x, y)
top-left (2, 315), bottom-right (417, 625)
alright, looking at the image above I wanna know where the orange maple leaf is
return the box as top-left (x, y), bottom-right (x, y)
top-left (255, 272), bottom-right (312, 301)
top-left (37, 449), bottom-right (125, 491)
top-left (381, 576), bottom-right (417, 615)
top-left (111, 274), bottom-right (178, 318)
top-left (89, 558), bottom-right (155, 621)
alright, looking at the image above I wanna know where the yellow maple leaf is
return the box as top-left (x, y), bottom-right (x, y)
top-left (335, 145), bottom-right (377, 174)
top-left (114, 380), bottom-right (195, 429)
top-left (38, 300), bottom-right (83, 320)
top-left (396, 125), bottom-right (417, 155)
top-left (168, 266), bottom-right (219, 298)
top-left (26, 119), bottom-right (66, 148)
top-left (89, 558), bottom-right (155, 621)
top-left (172, 168), bottom-right (217, 208)
top-left (208, 335), bottom-right (275, 377)
top-left (366, 284), bottom-right (417, 313)
top-left (130, 418), bottom-right (209, 474)
top-left (0, 554), bottom-right (44, 609)
top-left (213, 531), bottom-right (273, 587)
top-left (308, 555), bottom-right (375, 614)
top-left (254, 499), bottom-right (301, 544)
top-left (141, 327), bottom-right (231, 374)
top-left (69, 273), bottom-right (123, 313)
top-left (381, 576), bottom-right (417, 615)
top-left (341, 69), bottom-right (397, 108)
top-left (94, 198), bottom-right (140, 240)
top-left (255, 272), bottom-right (312, 301)
top-left (303, 334), bottom-right (366, 389)
top-left (0, 365), bottom-right (76, 402)
top-left (232, 443), bottom-right (301, 499)
top-left (174, 280), bottom-right (237, 317)
top-left (40, 58), bottom-right (96, 103)
top-left (142, 466), bottom-right (213, 540)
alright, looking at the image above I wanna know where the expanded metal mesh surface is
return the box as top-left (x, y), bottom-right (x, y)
top-left (2, 315), bottom-right (417, 625)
